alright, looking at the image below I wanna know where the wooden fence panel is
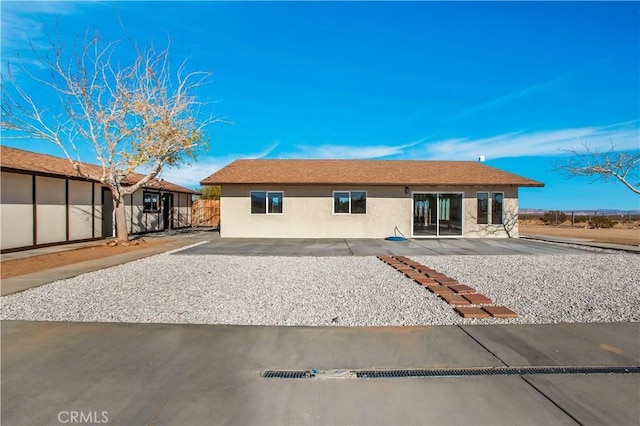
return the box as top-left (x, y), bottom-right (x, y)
top-left (192, 199), bottom-right (220, 228)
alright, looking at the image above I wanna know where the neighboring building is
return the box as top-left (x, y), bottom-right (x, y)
top-left (1, 146), bottom-right (197, 252)
top-left (200, 159), bottom-right (544, 239)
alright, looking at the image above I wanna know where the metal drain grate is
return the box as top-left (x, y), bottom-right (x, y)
top-left (262, 370), bottom-right (315, 379)
top-left (355, 366), bottom-right (640, 378)
top-left (262, 366), bottom-right (640, 379)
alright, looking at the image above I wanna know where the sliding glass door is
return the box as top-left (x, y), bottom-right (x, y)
top-left (412, 193), bottom-right (463, 237)
top-left (413, 194), bottom-right (438, 236)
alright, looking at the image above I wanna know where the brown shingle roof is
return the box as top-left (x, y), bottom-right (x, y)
top-left (0, 145), bottom-right (198, 194)
top-left (200, 159), bottom-right (544, 187)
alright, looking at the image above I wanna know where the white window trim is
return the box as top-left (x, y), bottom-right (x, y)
top-left (250, 190), bottom-right (285, 215)
top-left (411, 191), bottom-right (464, 238)
top-left (332, 190), bottom-right (367, 215)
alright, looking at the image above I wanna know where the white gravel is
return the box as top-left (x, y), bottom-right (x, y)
top-left (2, 251), bottom-right (639, 326)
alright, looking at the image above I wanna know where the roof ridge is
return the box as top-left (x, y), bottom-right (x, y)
top-left (233, 158), bottom-right (478, 163)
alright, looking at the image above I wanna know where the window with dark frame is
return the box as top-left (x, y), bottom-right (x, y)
top-left (477, 192), bottom-right (489, 224)
top-left (333, 191), bottom-right (367, 214)
top-left (492, 192), bottom-right (504, 225)
top-left (267, 192), bottom-right (283, 214)
top-left (143, 191), bottom-right (160, 212)
top-left (251, 191), bottom-right (283, 214)
top-left (351, 191), bottom-right (367, 214)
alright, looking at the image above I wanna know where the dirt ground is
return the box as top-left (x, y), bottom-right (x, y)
top-left (1, 239), bottom-right (168, 279)
top-left (519, 222), bottom-right (640, 246)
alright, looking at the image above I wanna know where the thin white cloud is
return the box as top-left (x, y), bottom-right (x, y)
top-left (448, 64), bottom-right (590, 122)
top-left (420, 122), bottom-right (639, 161)
top-left (98, 123), bottom-right (640, 188)
top-left (0, 2), bottom-right (84, 70)
top-left (157, 142), bottom-right (279, 188)
top-left (289, 139), bottom-right (425, 159)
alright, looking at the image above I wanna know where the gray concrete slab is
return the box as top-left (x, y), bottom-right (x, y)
top-left (176, 236), bottom-right (599, 256)
top-left (522, 374), bottom-right (640, 426)
top-left (3, 321), bottom-right (638, 425)
top-left (461, 322), bottom-right (640, 367)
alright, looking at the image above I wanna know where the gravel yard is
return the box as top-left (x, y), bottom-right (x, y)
top-left (2, 250), bottom-right (639, 326)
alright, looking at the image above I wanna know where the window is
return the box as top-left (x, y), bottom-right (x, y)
top-left (268, 192), bottom-right (283, 214)
top-left (143, 191), bottom-right (160, 212)
top-left (492, 192), bottom-right (504, 225)
top-left (351, 191), bottom-right (366, 214)
top-left (334, 192), bottom-right (350, 214)
top-left (251, 191), bottom-right (283, 214)
top-left (477, 192), bottom-right (489, 225)
top-left (333, 191), bottom-right (367, 214)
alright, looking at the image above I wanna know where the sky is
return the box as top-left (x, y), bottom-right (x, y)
top-left (1, 1), bottom-right (639, 211)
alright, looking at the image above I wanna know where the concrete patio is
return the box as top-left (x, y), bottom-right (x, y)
top-left (176, 235), bottom-right (601, 256)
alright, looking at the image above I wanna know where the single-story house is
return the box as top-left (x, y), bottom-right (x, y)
top-left (1, 146), bottom-right (197, 252)
top-left (200, 159), bottom-right (544, 239)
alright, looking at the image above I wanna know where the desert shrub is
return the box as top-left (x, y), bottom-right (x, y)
top-left (540, 211), bottom-right (567, 225)
top-left (589, 216), bottom-right (615, 229)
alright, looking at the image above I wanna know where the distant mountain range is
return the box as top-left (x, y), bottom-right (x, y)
top-left (521, 208), bottom-right (640, 215)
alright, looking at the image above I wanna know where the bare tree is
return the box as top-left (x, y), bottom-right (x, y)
top-left (556, 141), bottom-right (640, 195)
top-left (500, 208), bottom-right (519, 238)
top-left (2, 30), bottom-right (218, 242)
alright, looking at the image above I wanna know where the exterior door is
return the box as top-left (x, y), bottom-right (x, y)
top-left (162, 193), bottom-right (173, 230)
top-left (102, 188), bottom-right (114, 237)
top-left (437, 193), bottom-right (463, 236)
top-left (412, 193), bottom-right (463, 237)
top-left (413, 194), bottom-right (437, 236)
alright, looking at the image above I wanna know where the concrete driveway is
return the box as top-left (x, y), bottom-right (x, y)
top-left (2, 320), bottom-right (638, 425)
top-left (176, 236), bottom-right (599, 256)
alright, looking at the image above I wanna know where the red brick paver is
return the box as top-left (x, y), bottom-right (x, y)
top-left (439, 294), bottom-right (471, 306)
top-left (413, 277), bottom-right (440, 287)
top-left (462, 293), bottom-right (493, 305)
top-left (448, 284), bottom-right (476, 294)
top-left (378, 255), bottom-right (517, 320)
top-left (429, 286), bottom-right (454, 295)
top-left (483, 306), bottom-right (518, 318)
top-left (455, 307), bottom-right (491, 319)
top-left (425, 273), bottom-right (448, 279)
top-left (434, 277), bottom-right (459, 285)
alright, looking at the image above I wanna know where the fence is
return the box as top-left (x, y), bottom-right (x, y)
top-left (192, 199), bottom-right (220, 228)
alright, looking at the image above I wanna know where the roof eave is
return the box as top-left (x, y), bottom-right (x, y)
top-left (202, 181), bottom-right (545, 187)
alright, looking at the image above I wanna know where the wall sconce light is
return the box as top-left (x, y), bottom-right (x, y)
top-left (404, 186), bottom-right (410, 194)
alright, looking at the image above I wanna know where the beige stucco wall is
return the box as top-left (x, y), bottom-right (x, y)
top-left (124, 190), bottom-right (192, 233)
top-left (1, 172), bottom-right (34, 249)
top-left (221, 185), bottom-right (410, 238)
top-left (463, 188), bottom-right (519, 238)
top-left (1, 169), bottom-right (192, 251)
top-left (35, 176), bottom-right (66, 244)
top-left (94, 185), bottom-right (105, 238)
top-left (68, 180), bottom-right (94, 240)
top-left (219, 184), bottom-right (521, 239)
top-left (173, 192), bottom-right (191, 228)
top-left (129, 191), bottom-right (145, 234)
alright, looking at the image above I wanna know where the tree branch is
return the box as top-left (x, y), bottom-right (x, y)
top-left (555, 140), bottom-right (640, 194)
